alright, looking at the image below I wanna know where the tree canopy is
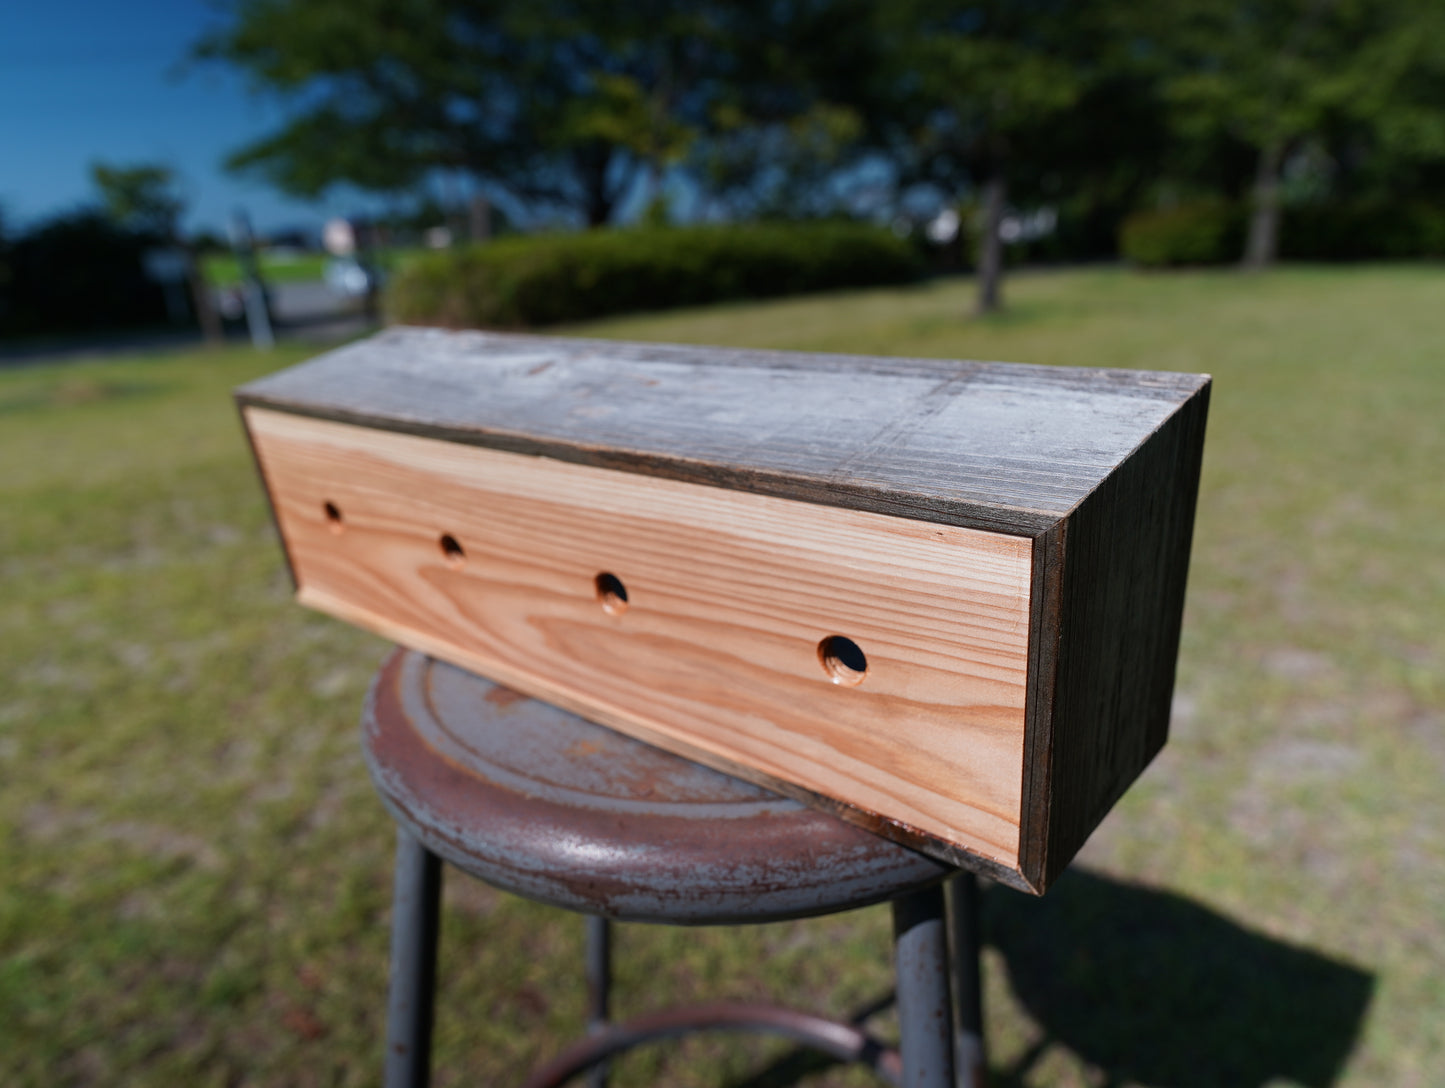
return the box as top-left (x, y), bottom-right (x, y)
top-left (91, 163), bottom-right (185, 239)
top-left (198, 0), bottom-right (1445, 298)
top-left (199, 0), bottom-right (849, 225)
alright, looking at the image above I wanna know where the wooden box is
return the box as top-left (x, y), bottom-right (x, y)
top-left (237, 328), bottom-right (1210, 893)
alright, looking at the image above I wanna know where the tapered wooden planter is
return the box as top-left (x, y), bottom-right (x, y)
top-left (238, 328), bottom-right (1210, 893)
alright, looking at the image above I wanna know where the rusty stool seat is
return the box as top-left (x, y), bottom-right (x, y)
top-left (363, 648), bottom-right (983, 1087)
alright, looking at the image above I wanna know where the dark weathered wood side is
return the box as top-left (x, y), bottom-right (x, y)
top-left (1020, 383), bottom-right (1211, 890)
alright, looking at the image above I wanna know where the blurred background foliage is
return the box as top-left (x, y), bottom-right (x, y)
top-left (8, 0), bottom-right (1445, 333)
top-left (193, 0), bottom-right (1445, 272)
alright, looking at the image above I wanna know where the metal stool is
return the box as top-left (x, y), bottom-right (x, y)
top-left (363, 648), bottom-right (987, 1088)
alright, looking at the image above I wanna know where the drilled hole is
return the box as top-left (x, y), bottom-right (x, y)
top-left (818, 635), bottom-right (867, 686)
top-left (439, 533), bottom-right (465, 566)
top-left (595, 572), bottom-right (629, 615)
top-left (323, 501), bottom-right (344, 534)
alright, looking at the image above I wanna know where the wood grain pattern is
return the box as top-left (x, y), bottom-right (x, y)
top-left (245, 407), bottom-right (1034, 871)
top-left (237, 330), bottom-right (1212, 893)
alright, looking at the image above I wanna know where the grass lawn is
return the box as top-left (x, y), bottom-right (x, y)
top-left (2, 265), bottom-right (1441, 1087)
top-left (202, 248), bottom-right (427, 287)
top-left (202, 251), bottom-right (333, 287)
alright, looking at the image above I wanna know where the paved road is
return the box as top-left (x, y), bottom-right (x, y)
top-left (2, 281), bottom-right (376, 365)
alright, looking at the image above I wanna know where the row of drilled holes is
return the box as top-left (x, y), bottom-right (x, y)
top-left (322, 499), bottom-right (867, 686)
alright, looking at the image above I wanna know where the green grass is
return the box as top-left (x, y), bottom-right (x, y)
top-left (2, 265), bottom-right (1442, 1087)
top-left (202, 251), bottom-right (332, 287)
top-left (202, 248), bottom-right (427, 287)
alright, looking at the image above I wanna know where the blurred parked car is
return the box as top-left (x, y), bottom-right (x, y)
top-left (325, 257), bottom-right (382, 298)
top-left (216, 285), bottom-right (246, 321)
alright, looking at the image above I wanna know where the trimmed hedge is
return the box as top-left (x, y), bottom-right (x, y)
top-left (387, 221), bottom-right (923, 328)
top-left (1121, 199), bottom-right (1445, 267)
top-left (1279, 202), bottom-right (1445, 260)
top-left (1119, 202), bottom-right (1244, 267)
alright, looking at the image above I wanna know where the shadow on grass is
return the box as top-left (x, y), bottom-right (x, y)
top-left (726, 868), bottom-right (1373, 1088)
top-left (986, 868), bottom-right (1374, 1088)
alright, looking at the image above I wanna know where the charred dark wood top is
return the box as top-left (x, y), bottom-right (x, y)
top-left (236, 326), bottom-right (1211, 537)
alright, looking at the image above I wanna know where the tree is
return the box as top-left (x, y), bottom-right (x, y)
top-left (1, 210), bottom-right (169, 336)
top-left (198, 0), bottom-right (756, 226)
top-left (198, 0), bottom-right (900, 228)
top-left (91, 163), bottom-right (186, 238)
top-left (876, 0), bottom-right (1140, 313)
top-left (1155, 0), bottom-right (1445, 268)
top-left (91, 161), bottom-right (222, 341)
top-left (1323, 0), bottom-right (1445, 199)
top-left (0, 206), bottom-right (12, 330)
top-left (690, 0), bottom-right (886, 219)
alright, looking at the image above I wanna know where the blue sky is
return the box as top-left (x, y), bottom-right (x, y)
top-left (0, 0), bottom-right (385, 234)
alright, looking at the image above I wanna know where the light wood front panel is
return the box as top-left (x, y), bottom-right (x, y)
top-left (245, 407), bottom-right (1033, 868)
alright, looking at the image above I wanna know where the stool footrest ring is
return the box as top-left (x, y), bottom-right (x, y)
top-left (521, 1001), bottom-right (902, 1088)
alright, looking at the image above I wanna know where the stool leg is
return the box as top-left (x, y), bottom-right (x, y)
top-left (585, 915), bottom-right (611, 1088)
top-left (893, 885), bottom-right (956, 1088)
top-left (947, 873), bottom-right (987, 1088)
top-left (385, 829), bottom-right (442, 1088)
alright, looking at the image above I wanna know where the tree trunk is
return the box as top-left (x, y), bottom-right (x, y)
top-left (641, 160), bottom-right (666, 224)
top-left (468, 194), bottom-right (491, 243)
top-left (1243, 140), bottom-right (1285, 270)
top-left (182, 244), bottom-right (222, 345)
top-left (577, 144), bottom-right (616, 228)
top-left (975, 172), bottom-right (1006, 315)
top-left (586, 193), bottom-right (612, 228)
